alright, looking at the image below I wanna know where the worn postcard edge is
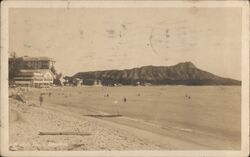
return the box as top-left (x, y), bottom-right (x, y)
top-left (0, 1), bottom-right (249, 157)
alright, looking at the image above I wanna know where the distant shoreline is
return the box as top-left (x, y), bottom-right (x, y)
top-left (70, 62), bottom-right (241, 86)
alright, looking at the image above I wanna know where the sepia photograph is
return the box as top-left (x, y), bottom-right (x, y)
top-left (1, 1), bottom-right (249, 157)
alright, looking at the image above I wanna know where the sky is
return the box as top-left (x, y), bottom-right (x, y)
top-left (9, 8), bottom-right (242, 80)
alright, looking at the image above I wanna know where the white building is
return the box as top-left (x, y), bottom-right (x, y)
top-left (14, 69), bottom-right (54, 87)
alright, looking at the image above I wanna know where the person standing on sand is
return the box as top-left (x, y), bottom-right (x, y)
top-left (123, 97), bottom-right (127, 103)
top-left (39, 94), bottom-right (43, 106)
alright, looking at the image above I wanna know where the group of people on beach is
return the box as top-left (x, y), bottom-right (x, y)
top-left (39, 92), bottom-right (52, 106)
top-left (103, 92), bottom-right (142, 103)
top-left (39, 91), bottom-right (191, 107)
top-left (104, 93), bottom-right (127, 103)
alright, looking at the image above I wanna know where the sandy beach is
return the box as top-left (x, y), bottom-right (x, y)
top-left (9, 89), bottom-right (161, 150)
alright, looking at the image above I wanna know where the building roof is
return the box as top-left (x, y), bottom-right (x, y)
top-left (21, 56), bottom-right (55, 62)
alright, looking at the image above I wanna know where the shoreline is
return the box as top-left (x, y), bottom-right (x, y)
top-left (9, 95), bottom-right (161, 151)
top-left (9, 86), bottom-right (241, 150)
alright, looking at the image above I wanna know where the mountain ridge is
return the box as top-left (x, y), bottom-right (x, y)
top-left (72, 62), bottom-right (241, 86)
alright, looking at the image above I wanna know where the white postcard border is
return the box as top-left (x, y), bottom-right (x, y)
top-left (1, 1), bottom-right (249, 157)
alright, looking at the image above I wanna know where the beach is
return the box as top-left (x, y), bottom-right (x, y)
top-left (9, 86), bottom-right (241, 150)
